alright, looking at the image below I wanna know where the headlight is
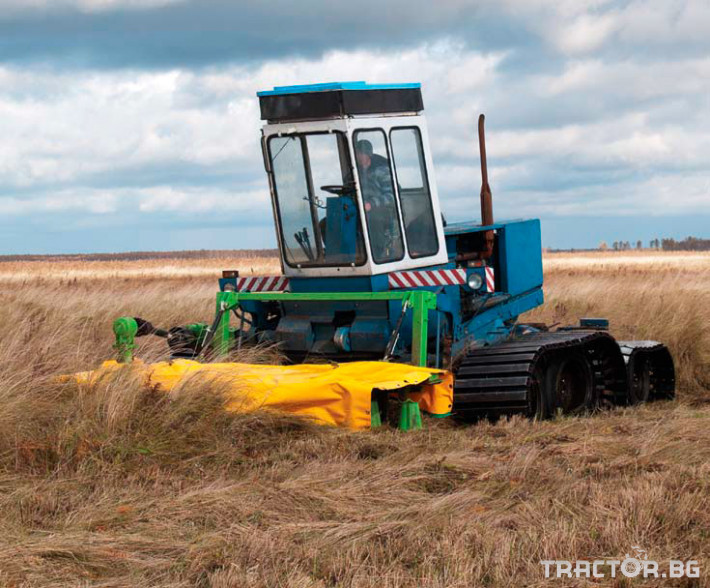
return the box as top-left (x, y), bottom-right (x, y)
top-left (467, 273), bottom-right (483, 290)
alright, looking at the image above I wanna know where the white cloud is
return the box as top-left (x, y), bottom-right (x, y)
top-left (500, 0), bottom-right (710, 56)
top-left (542, 57), bottom-right (710, 99)
top-left (0, 67), bottom-right (262, 188)
top-left (0, 185), bottom-right (269, 217)
top-left (137, 186), bottom-right (269, 213)
top-left (0, 192), bottom-right (119, 215)
top-left (553, 12), bottom-right (620, 54)
top-left (616, 0), bottom-right (710, 45)
top-left (511, 171), bottom-right (710, 217)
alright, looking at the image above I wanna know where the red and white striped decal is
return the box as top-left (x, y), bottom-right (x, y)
top-left (485, 266), bottom-right (495, 292)
top-left (388, 269), bottom-right (466, 289)
top-left (237, 276), bottom-right (290, 292)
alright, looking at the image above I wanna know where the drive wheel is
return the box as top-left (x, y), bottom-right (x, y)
top-left (548, 353), bottom-right (595, 415)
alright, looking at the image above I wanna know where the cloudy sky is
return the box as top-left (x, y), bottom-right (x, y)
top-left (0, 0), bottom-right (708, 253)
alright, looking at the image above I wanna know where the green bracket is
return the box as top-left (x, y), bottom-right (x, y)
top-left (213, 289), bottom-right (437, 367)
top-left (370, 399), bottom-right (382, 428)
top-left (398, 399), bottom-right (423, 431)
top-left (113, 316), bottom-right (138, 363)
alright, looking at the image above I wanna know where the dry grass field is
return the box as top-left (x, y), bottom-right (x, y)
top-left (0, 250), bottom-right (708, 587)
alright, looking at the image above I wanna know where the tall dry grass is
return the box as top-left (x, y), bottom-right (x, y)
top-left (0, 255), bottom-right (281, 284)
top-left (0, 250), bottom-right (708, 587)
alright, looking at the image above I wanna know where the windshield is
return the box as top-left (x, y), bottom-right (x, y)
top-left (269, 132), bottom-right (366, 267)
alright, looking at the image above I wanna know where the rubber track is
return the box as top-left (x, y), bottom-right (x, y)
top-left (452, 330), bottom-right (626, 418)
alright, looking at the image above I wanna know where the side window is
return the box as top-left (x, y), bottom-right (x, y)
top-left (353, 129), bottom-right (404, 264)
top-left (390, 128), bottom-right (439, 258)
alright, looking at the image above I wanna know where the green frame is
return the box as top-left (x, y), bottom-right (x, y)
top-left (214, 290), bottom-right (437, 366)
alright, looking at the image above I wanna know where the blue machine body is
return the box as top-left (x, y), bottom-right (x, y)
top-left (221, 217), bottom-right (544, 367)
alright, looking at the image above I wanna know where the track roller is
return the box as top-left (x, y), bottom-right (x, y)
top-left (546, 350), bottom-right (595, 415)
top-left (618, 341), bottom-right (675, 403)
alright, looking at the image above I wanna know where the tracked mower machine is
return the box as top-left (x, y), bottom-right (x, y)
top-left (104, 81), bottom-right (675, 429)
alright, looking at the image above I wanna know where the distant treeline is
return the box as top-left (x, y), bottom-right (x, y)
top-left (0, 249), bottom-right (279, 263)
top-left (656, 237), bottom-right (710, 251)
top-left (599, 237), bottom-right (710, 251)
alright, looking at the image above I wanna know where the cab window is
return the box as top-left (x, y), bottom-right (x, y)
top-left (353, 129), bottom-right (405, 264)
top-left (390, 127), bottom-right (439, 258)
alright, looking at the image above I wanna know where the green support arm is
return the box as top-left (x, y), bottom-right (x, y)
top-left (409, 290), bottom-right (438, 367)
top-left (214, 296), bottom-right (231, 357)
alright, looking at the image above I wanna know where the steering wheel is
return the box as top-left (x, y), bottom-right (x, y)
top-left (320, 183), bottom-right (355, 196)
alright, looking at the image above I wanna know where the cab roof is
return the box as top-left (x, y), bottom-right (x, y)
top-left (257, 81), bottom-right (423, 123)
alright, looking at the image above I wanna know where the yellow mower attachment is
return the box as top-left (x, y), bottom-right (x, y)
top-left (72, 360), bottom-right (454, 431)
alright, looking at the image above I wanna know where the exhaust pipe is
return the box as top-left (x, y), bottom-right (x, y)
top-left (478, 114), bottom-right (495, 259)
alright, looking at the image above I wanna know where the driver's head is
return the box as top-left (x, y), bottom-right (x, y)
top-left (355, 139), bottom-right (373, 169)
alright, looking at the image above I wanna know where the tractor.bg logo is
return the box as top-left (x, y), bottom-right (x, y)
top-left (540, 546), bottom-right (700, 580)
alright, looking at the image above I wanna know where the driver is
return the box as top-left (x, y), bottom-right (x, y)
top-left (354, 140), bottom-right (394, 212)
top-left (354, 140), bottom-right (403, 261)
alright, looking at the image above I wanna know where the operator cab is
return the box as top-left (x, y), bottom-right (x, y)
top-left (258, 82), bottom-right (448, 278)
